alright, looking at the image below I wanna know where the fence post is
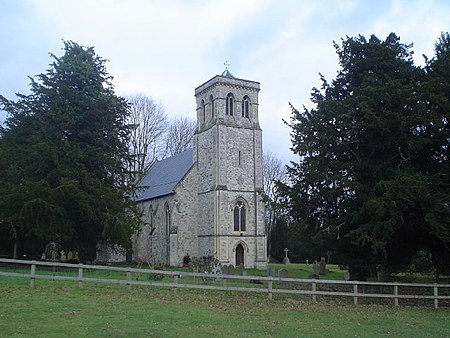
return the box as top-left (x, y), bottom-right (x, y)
top-left (268, 279), bottom-right (273, 300)
top-left (30, 262), bottom-right (36, 288)
top-left (126, 269), bottom-right (131, 290)
top-left (353, 283), bottom-right (358, 305)
top-left (434, 284), bottom-right (438, 309)
top-left (312, 280), bottom-right (317, 303)
top-left (173, 274), bottom-right (178, 294)
top-left (78, 263), bottom-right (83, 288)
top-left (394, 284), bottom-right (399, 306)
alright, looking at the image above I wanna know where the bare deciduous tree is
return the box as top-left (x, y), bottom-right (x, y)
top-left (262, 151), bottom-right (289, 260)
top-left (161, 115), bottom-right (196, 158)
top-left (125, 93), bottom-right (167, 181)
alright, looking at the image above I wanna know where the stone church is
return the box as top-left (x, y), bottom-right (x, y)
top-left (132, 70), bottom-right (267, 269)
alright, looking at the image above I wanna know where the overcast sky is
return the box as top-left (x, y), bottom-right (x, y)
top-left (1, 0), bottom-right (449, 163)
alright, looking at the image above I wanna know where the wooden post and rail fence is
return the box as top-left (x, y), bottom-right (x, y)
top-left (1, 258), bottom-right (449, 308)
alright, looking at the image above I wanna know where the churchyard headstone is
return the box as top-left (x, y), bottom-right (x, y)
top-left (221, 265), bottom-right (229, 275)
top-left (239, 263), bottom-right (246, 276)
top-left (279, 268), bottom-right (289, 286)
top-left (319, 257), bottom-right (327, 275)
top-left (344, 270), bottom-right (350, 281)
top-left (313, 263), bottom-right (320, 275)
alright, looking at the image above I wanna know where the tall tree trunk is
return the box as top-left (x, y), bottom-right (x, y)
top-left (13, 240), bottom-right (18, 259)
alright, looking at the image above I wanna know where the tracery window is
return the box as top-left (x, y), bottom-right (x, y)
top-left (226, 93), bottom-right (234, 116)
top-left (242, 95), bottom-right (249, 118)
top-left (233, 201), bottom-right (246, 232)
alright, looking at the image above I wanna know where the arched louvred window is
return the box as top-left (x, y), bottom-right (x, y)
top-left (242, 95), bottom-right (249, 118)
top-left (233, 200), bottom-right (246, 232)
top-left (210, 94), bottom-right (214, 119)
top-left (201, 99), bottom-right (206, 123)
top-left (226, 93), bottom-right (234, 116)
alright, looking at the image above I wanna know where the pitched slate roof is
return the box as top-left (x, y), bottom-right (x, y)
top-left (134, 148), bottom-right (194, 202)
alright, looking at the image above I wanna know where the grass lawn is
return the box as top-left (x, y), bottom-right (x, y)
top-left (268, 263), bottom-right (345, 279)
top-left (144, 262), bottom-right (346, 280)
top-left (0, 277), bottom-right (449, 337)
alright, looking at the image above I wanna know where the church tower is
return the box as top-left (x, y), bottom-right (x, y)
top-left (194, 69), bottom-right (267, 268)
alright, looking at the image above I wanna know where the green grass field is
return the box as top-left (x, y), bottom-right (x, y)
top-left (1, 276), bottom-right (449, 337)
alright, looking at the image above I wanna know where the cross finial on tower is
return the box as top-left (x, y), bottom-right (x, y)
top-left (224, 61), bottom-right (230, 70)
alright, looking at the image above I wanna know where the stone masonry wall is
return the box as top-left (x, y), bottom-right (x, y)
top-left (133, 167), bottom-right (199, 267)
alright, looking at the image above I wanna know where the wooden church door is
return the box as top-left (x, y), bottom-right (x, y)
top-left (236, 244), bottom-right (244, 267)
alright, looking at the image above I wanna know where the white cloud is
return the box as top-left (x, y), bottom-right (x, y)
top-left (1, 0), bottom-right (449, 163)
top-left (370, 0), bottom-right (449, 64)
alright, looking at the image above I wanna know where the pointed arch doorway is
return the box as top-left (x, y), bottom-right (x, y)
top-left (235, 244), bottom-right (244, 267)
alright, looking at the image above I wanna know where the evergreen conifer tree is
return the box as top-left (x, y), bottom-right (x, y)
top-left (0, 41), bottom-right (139, 260)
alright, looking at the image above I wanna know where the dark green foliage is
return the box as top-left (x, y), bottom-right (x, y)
top-left (269, 217), bottom-right (288, 262)
top-left (270, 216), bottom-right (324, 263)
top-left (284, 33), bottom-right (450, 279)
top-left (0, 41), bottom-right (140, 260)
top-left (409, 250), bottom-right (434, 274)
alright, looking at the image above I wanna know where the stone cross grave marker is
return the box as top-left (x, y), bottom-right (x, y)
top-left (282, 248), bottom-right (290, 264)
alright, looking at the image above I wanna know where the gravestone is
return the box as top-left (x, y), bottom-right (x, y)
top-left (279, 268), bottom-right (288, 286)
top-left (228, 265), bottom-right (235, 276)
top-left (344, 270), bottom-right (350, 281)
top-left (319, 257), bottom-right (327, 275)
top-left (60, 250), bottom-right (66, 262)
top-left (239, 263), bottom-right (246, 276)
top-left (267, 268), bottom-right (274, 277)
top-left (313, 263), bottom-right (320, 275)
top-left (67, 251), bottom-right (73, 261)
top-left (221, 265), bottom-right (229, 275)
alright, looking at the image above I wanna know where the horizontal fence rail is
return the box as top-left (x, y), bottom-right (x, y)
top-left (1, 258), bottom-right (449, 308)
